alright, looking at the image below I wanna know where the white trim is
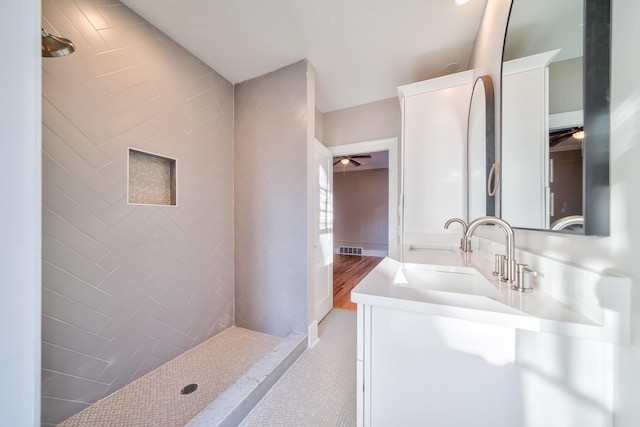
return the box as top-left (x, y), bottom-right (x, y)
top-left (308, 321), bottom-right (319, 348)
top-left (334, 248), bottom-right (388, 257)
top-left (329, 137), bottom-right (399, 259)
top-left (503, 50), bottom-right (560, 75)
top-left (333, 163), bottom-right (388, 172)
top-left (363, 249), bottom-right (388, 257)
top-left (549, 110), bottom-right (584, 130)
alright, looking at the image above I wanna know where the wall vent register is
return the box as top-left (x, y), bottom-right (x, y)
top-left (128, 148), bottom-right (177, 206)
top-left (339, 246), bottom-right (364, 255)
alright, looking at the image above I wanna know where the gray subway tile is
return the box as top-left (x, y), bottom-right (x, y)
top-left (42, 342), bottom-right (108, 381)
top-left (42, 315), bottom-right (109, 358)
top-left (42, 369), bottom-right (109, 403)
top-left (42, 288), bottom-right (109, 335)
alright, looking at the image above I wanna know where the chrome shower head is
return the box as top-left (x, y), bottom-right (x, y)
top-left (41, 28), bottom-right (75, 57)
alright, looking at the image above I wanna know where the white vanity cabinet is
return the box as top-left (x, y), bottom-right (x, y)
top-left (398, 72), bottom-right (473, 242)
top-left (356, 304), bottom-right (521, 427)
top-left (353, 250), bottom-right (627, 427)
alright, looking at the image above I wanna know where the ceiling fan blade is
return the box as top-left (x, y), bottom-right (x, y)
top-left (549, 127), bottom-right (582, 139)
top-left (550, 135), bottom-right (574, 147)
top-left (549, 127), bottom-right (582, 147)
top-left (550, 129), bottom-right (576, 138)
top-left (350, 155), bottom-right (372, 159)
top-left (333, 160), bottom-right (341, 166)
top-left (350, 159), bottom-right (362, 166)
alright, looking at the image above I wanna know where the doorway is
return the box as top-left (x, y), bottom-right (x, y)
top-left (329, 138), bottom-right (398, 310)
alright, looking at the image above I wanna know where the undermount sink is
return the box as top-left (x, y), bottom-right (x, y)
top-left (393, 263), bottom-right (502, 299)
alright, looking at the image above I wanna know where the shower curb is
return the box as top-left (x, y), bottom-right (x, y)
top-left (185, 331), bottom-right (308, 426)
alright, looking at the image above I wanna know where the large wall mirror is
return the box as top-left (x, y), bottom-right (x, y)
top-left (500, 0), bottom-right (611, 235)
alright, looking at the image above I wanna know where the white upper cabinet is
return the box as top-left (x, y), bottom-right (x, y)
top-left (398, 71), bottom-right (473, 244)
top-left (502, 51), bottom-right (558, 230)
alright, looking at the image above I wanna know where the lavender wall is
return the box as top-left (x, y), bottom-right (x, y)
top-left (322, 97), bottom-right (401, 148)
top-left (333, 169), bottom-right (389, 255)
top-left (234, 60), bottom-right (310, 337)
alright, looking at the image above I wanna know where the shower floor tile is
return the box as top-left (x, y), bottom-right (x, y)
top-left (57, 327), bottom-right (282, 427)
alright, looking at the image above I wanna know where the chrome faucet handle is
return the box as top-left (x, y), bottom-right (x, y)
top-left (503, 258), bottom-right (517, 283)
top-left (493, 254), bottom-right (505, 277)
top-left (512, 264), bottom-right (536, 292)
top-left (462, 236), bottom-right (471, 253)
top-left (444, 218), bottom-right (470, 252)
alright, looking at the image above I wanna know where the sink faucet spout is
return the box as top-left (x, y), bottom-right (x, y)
top-left (444, 218), bottom-right (469, 252)
top-left (465, 216), bottom-right (516, 282)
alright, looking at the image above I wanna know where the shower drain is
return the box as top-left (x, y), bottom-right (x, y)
top-left (180, 383), bottom-right (198, 395)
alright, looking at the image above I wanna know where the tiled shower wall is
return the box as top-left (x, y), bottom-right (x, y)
top-left (41, 0), bottom-right (234, 424)
top-left (234, 61), bottom-right (310, 337)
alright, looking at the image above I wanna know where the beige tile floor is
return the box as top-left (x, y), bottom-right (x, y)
top-left (240, 309), bottom-right (357, 426)
top-left (58, 327), bottom-right (281, 427)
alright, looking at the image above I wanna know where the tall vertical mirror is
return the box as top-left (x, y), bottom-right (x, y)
top-left (500, 0), bottom-right (610, 235)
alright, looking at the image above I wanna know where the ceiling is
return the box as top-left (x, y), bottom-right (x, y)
top-left (333, 151), bottom-right (389, 172)
top-left (119, 0), bottom-right (488, 113)
top-left (504, 0), bottom-right (583, 62)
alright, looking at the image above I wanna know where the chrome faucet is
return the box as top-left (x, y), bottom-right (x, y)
top-left (514, 264), bottom-right (537, 292)
top-left (465, 216), bottom-right (516, 283)
top-left (444, 218), bottom-right (470, 252)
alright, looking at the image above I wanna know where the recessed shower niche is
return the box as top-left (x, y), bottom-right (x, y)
top-left (128, 148), bottom-right (177, 206)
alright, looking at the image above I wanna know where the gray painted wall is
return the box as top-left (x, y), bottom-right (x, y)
top-left (321, 97), bottom-right (401, 147)
top-left (315, 107), bottom-right (324, 142)
top-left (234, 60), bottom-right (310, 337)
top-left (0, 1), bottom-right (41, 425)
top-left (333, 169), bottom-right (389, 254)
top-left (41, 0), bottom-right (234, 424)
top-left (549, 57), bottom-right (583, 114)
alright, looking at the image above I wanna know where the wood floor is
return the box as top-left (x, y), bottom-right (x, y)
top-left (333, 255), bottom-right (384, 311)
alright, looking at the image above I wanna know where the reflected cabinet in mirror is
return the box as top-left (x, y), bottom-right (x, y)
top-left (500, 0), bottom-right (610, 235)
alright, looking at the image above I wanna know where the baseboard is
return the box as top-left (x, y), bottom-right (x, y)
top-left (308, 321), bottom-right (319, 348)
top-left (333, 248), bottom-right (388, 257)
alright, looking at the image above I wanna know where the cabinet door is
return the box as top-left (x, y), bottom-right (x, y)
top-left (502, 67), bottom-right (549, 229)
top-left (402, 84), bottom-right (471, 241)
top-left (367, 306), bottom-right (519, 426)
top-left (357, 304), bottom-right (371, 427)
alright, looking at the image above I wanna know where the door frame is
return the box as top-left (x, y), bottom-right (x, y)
top-left (307, 137), bottom-right (398, 347)
top-left (329, 137), bottom-right (399, 259)
top-left (312, 139), bottom-right (334, 327)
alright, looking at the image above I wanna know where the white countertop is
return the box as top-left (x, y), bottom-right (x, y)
top-left (351, 246), bottom-right (629, 344)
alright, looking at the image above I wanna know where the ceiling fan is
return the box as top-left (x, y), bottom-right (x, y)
top-left (333, 154), bottom-right (372, 167)
top-left (549, 126), bottom-right (584, 147)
